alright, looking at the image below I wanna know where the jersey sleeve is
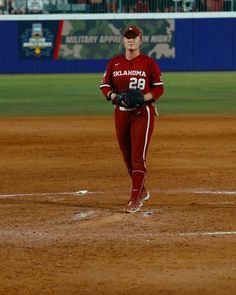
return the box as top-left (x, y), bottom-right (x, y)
top-left (99, 59), bottom-right (113, 98)
top-left (149, 59), bottom-right (164, 101)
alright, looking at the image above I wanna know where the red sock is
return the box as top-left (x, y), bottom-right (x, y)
top-left (131, 170), bottom-right (146, 201)
top-left (128, 169), bottom-right (132, 177)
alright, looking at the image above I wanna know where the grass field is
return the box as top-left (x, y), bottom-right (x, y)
top-left (0, 72), bottom-right (235, 116)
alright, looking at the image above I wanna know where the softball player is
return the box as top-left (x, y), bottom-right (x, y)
top-left (100, 25), bottom-right (164, 213)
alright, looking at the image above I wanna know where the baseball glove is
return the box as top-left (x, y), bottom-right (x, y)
top-left (123, 89), bottom-right (145, 108)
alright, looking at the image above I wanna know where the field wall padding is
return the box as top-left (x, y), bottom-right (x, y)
top-left (0, 17), bottom-right (235, 73)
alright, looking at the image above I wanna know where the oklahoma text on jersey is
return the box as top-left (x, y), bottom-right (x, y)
top-left (113, 70), bottom-right (147, 77)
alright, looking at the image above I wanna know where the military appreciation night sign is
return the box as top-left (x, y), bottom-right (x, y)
top-left (19, 20), bottom-right (175, 60)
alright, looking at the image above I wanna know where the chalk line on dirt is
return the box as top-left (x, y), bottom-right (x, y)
top-left (108, 231), bottom-right (236, 238)
top-left (0, 189), bottom-right (236, 199)
top-left (0, 227), bottom-right (235, 242)
top-left (0, 190), bottom-right (103, 199)
top-left (76, 230), bottom-right (236, 239)
top-left (157, 189), bottom-right (236, 196)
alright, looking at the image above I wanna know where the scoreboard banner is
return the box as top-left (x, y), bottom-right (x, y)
top-left (18, 19), bottom-right (175, 60)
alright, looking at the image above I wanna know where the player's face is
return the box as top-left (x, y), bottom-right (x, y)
top-left (123, 34), bottom-right (141, 52)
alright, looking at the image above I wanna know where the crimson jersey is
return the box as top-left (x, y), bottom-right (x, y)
top-left (100, 53), bottom-right (164, 101)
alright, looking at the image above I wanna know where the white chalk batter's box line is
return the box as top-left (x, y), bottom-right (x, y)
top-left (0, 188), bottom-right (236, 199)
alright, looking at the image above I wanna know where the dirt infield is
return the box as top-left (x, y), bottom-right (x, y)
top-left (0, 115), bottom-right (235, 294)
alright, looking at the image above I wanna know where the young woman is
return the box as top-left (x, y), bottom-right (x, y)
top-left (100, 25), bottom-right (164, 213)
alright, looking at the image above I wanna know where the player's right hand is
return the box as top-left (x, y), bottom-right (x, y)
top-left (112, 93), bottom-right (128, 107)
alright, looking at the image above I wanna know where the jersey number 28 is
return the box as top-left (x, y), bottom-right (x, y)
top-left (129, 78), bottom-right (145, 90)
